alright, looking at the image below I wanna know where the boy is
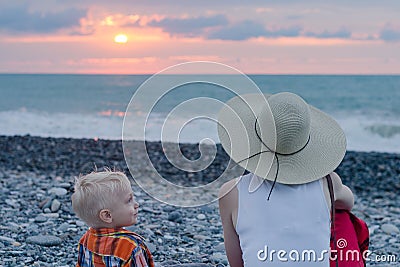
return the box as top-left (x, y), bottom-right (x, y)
top-left (71, 170), bottom-right (154, 267)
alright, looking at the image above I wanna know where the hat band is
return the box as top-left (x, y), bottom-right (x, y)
top-left (236, 117), bottom-right (311, 200)
top-left (255, 116), bottom-right (311, 156)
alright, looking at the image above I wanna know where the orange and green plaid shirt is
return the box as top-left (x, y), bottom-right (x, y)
top-left (76, 228), bottom-right (154, 267)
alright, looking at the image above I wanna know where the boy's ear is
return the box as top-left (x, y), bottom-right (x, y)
top-left (99, 209), bottom-right (113, 224)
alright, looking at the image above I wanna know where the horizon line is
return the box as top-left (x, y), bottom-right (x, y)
top-left (1, 72), bottom-right (400, 76)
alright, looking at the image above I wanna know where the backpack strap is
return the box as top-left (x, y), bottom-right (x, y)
top-left (326, 174), bottom-right (339, 267)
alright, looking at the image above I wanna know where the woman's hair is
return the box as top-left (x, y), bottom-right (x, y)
top-left (71, 169), bottom-right (131, 227)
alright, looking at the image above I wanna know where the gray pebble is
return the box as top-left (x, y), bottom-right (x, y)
top-left (0, 235), bottom-right (17, 244)
top-left (24, 257), bottom-right (35, 264)
top-left (41, 197), bottom-right (53, 210)
top-left (146, 224), bottom-right (162, 230)
top-left (145, 228), bottom-right (155, 237)
top-left (43, 212), bottom-right (60, 218)
top-left (200, 205), bottom-right (214, 213)
top-left (215, 242), bottom-right (225, 252)
top-left (147, 242), bottom-right (157, 254)
top-left (48, 187), bottom-right (68, 196)
top-left (164, 234), bottom-right (174, 240)
top-left (51, 199), bottom-right (61, 212)
top-left (57, 222), bottom-right (70, 232)
top-left (381, 223), bottom-right (400, 235)
top-left (75, 220), bottom-right (86, 227)
top-left (57, 182), bottom-right (71, 188)
top-left (193, 235), bottom-right (209, 241)
top-left (26, 235), bottom-right (62, 246)
top-left (34, 214), bottom-right (48, 223)
top-left (8, 250), bottom-right (24, 255)
top-left (168, 211), bottom-right (183, 223)
top-left (5, 222), bottom-right (22, 232)
top-left (5, 199), bottom-right (20, 209)
top-left (142, 207), bottom-right (162, 214)
top-left (197, 214), bottom-right (206, 220)
top-left (211, 252), bottom-right (228, 265)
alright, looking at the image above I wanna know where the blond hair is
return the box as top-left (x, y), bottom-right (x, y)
top-left (71, 170), bottom-right (131, 227)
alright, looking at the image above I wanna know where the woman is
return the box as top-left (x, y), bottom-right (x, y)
top-left (217, 92), bottom-right (354, 266)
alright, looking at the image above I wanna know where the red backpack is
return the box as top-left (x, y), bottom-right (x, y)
top-left (326, 174), bottom-right (369, 267)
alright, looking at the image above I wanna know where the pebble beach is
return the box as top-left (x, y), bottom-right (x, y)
top-left (0, 135), bottom-right (399, 266)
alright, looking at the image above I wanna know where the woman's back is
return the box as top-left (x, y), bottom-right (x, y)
top-left (236, 173), bottom-right (330, 266)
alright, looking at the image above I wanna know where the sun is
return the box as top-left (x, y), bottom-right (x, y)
top-left (114, 34), bottom-right (128, 44)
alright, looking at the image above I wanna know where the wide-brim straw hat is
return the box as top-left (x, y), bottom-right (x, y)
top-left (217, 92), bottom-right (346, 190)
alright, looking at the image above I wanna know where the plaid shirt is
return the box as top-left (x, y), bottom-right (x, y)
top-left (76, 228), bottom-right (154, 267)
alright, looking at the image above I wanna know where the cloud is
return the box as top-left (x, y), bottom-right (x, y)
top-left (207, 20), bottom-right (268, 40)
top-left (305, 27), bottom-right (352, 39)
top-left (207, 21), bottom-right (302, 40)
top-left (147, 15), bottom-right (303, 41)
top-left (147, 14), bottom-right (352, 41)
top-left (0, 5), bottom-right (88, 34)
top-left (147, 14), bottom-right (228, 37)
top-left (69, 28), bottom-right (96, 36)
top-left (121, 20), bottom-right (141, 28)
top-left (379, 24), bottom-right (400, 42)
top-left (265, 25), bottom-right (303, 38)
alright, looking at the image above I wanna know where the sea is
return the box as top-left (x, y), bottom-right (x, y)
top-left (0, 74), bottom-right (399, 153)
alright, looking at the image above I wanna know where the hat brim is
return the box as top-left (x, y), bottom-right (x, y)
top-left (217, 93), bottom-right (346, 184)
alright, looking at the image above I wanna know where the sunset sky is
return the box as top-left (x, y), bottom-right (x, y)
top-left (1, 0), bottom-right (400, 74)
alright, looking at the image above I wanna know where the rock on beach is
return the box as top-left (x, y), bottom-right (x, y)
top-left (26, 235), bottom-right (63, 247)
top-left (0, 135), bottom-right (399, 266)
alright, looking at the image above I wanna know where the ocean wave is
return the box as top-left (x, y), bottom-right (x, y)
top-left (0, 109), bottom-right (124, 140)
top-left (1, 109), bottom-right (399, 153)
top-left (335, 114), bottom-right (400, 153)
top-left (365, 124), bottom-right (400, 138)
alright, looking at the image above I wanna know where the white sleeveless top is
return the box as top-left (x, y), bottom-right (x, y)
top-left (236, 173), bottom-right (330, 266)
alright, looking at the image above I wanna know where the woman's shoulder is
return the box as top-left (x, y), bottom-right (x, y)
top-left (218, 177), bottom-right (239, 199)
top-left (219, 173), bottom-right (260, 198)
top-left (324, 171), bottom-right (354, 210)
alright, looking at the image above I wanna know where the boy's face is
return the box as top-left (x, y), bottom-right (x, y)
top-left (109, 187), bottom-right (139, 227)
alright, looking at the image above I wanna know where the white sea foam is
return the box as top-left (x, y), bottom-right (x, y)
top-left (335, 114), bottom-right (400, 153)
top-left (0, 109), bottom-right (399, 153)
top-left (0, 109), bottom-right (124, 140)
